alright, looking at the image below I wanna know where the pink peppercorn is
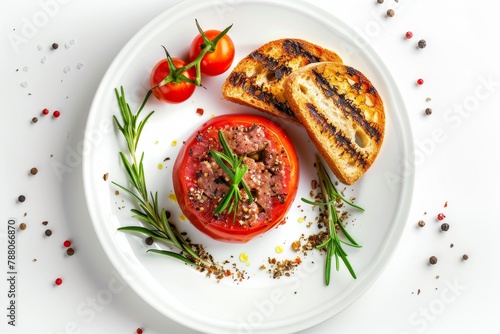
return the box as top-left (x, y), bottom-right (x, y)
top-left (405, 31), bottom-right (413, 39)
top-left (55, 278), bottom-right (63, 285)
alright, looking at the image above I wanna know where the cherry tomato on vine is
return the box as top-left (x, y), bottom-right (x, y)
top-left (150, 57), bottom-right (196, 103)
top-left (189, 30), bottom-right (235, 76)
top-left (173, 114), bottom-right (299, 243)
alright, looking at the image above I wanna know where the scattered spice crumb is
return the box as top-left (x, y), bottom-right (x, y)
top-left (196, 108), bottom-right (204, 115)
top-left (450, 243), bottom-right (454, 248)
top-left (42, 221), bottom-right (49, 226)
top-left (429, 256), bottom-right (438, 265)
top-left (103, 173), bottom-right (109, 181)
top-left (417, 288), bottom-right (421, 295)
top-left (426, 97), bottom-right (432, 102)
top-left (266, 256), bottom-right (301, 278)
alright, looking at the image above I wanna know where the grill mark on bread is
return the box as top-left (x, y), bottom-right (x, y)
top-left (227, 71), bottom-right (295, 117)
top-left (249, 51), bottom-right (291, 80)
top-left (312, 69), bottom-right (383, 143)
top-left (305, 103), bottom-right (368, 168)
top-left (282, 39), bottom-right (324, 63)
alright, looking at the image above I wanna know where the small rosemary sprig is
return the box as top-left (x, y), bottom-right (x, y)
top-left (112, 86), bottom-right (213, 267)
top-left (210, 131), bottom-right (253, 219)
top-left (302, 155), bottom-right (364, 286)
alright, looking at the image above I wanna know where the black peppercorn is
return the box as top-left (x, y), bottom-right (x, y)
top-left (418, 220), bottom-right (425, 227)
top-left (462, 254), bottom-right (469, 260)
top-left (387, 9), bottom-right (395, 17)
top-left (418, 39), bottom-right (427, 49)
top-left (429, 256), bottom-right (438, 265)
top-left (52, 43), bottom-right (59, 50)
top-left (377, 0), bottom-right (384, 3)
top-left (145, 237), bottom-right (154, 245)
top-left (30, 167), bottom-right (38, 175)
top-left (18, 195), bottom-right (26, 202)
top-left (45, 229), bottom-right (52, 237)
top-left (425, 108), bottom-right (432, 115)
top-left (67, 248), bottom-right (75, 256)
top-left (441, 223), bottom-right (450, 231)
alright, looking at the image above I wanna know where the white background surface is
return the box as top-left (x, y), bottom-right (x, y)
top-left (1, 0), bottom-right (499, 334)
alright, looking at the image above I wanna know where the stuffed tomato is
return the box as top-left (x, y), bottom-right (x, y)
top-left (172, 114), bottom-right (299, 243)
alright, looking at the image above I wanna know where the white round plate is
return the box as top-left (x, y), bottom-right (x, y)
top-left (83, 1), bottom-right (414, 333)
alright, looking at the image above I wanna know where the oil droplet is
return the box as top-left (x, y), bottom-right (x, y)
top-left (171, 140), bottom-right (178, 147)
top-left (155, 140), bottom-right (159, 145)
top-left (239, 252), bottom-right (248, 262)
top-left (297, 217), bottom-right (304, 223)
top-left (168, 193), bottom-right (177, 203)
top-left (157, 163), bottom-right (163, 169)
top-left (179, 214), bottom-right (186, 222)
top-left (275, 245), bottom-right (284, 253)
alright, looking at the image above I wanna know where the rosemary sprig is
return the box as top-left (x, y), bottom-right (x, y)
top-left (210, 131), bottom-right (253, 219)
top-left (112, 86), bottom-right (213, 268)
top-left (302, 155), bottom-right (363, 286)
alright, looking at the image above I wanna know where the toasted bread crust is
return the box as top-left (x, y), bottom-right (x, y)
top-left (222, 39), bottom-right (342, 124)
top-left (284, 62), bottom-right (385, 185)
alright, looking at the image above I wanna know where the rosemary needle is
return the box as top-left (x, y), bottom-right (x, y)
top-left (302, 155), bottom-right (363, 286)
top-left (210, 130), bottom-right (253, 219)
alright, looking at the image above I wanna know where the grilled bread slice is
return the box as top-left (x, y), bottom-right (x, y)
top-left (222, 38), bottom-right (343, 124)
top-left (284, 62), bottom-right (385, 185)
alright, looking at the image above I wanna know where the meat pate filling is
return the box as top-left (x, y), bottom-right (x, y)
top-left (189, 124), bottom-right (287, 227)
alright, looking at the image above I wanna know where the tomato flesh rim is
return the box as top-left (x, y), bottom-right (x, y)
top-left (172, 114), bottom-right (299, 243)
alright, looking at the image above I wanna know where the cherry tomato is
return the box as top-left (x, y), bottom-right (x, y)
top-left (173, 114), bottom-right (299, 243)
top-left (150, 57), bottom-right (196, 103)
top-left (189, 30), bottom-right (235, 76)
